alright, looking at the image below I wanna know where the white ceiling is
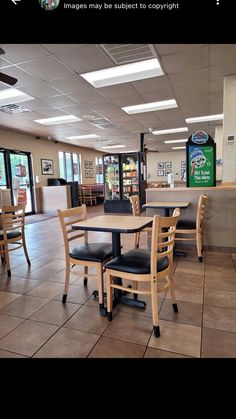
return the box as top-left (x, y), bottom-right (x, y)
top-left (0, 43), bottom-right (235, 153)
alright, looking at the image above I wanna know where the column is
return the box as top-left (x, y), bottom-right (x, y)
top-left (222, 75), bottom-right (236, 182)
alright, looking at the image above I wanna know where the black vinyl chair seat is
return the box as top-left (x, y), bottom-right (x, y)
top-left (177, 220), bottom-right (196, 229)
top-left (105, 249), bottom-right (169, 275)
top-left (0, 230), bottom-right (21, 241)
top-left (70, 243), bottom-right (113, 262)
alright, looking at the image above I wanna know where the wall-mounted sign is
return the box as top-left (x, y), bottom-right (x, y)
top-left (15, 164), bottom-right (26, 177)
top-left (186, 130), bottom-right (216, 187)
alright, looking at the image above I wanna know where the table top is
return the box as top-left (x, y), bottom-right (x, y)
top-left (72, 215), bottom-right (153, 233)
top-left (143, 201), bottom-right (190, 209)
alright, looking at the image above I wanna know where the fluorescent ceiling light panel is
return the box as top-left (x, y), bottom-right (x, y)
top-left (122, 99), bottom-right (177, 115)
top-left (34, 115), bottom-right (81, 125)
top-left (0, 88), bottom-right (35, 107)
top-left (152, 127), bottom-right (188, 135)
top-left (185, 114), bottom-right (224, 123)
top-left (172, 146), bottom-right (186, 150)
top-left (101, 145), bottom-right (126, 149)
top-left (80, 58), bottom-right (164, 88)
top-left (66, 134), bottom-right (100, 140)
top-left (165, 139), bottom-right (188, 144)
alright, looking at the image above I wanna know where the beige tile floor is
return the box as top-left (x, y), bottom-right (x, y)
top-left (0, 204), bottom-right (236, 358)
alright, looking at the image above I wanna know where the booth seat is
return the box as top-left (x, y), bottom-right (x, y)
top-left (79, 184), bottom-right (104, 206)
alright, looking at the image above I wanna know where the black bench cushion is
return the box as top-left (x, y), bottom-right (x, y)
top-left (177, 220), bottom-right (196, 229)
top-left (105, 249), bottom-right (169, 275)
top-left (70, 243), bottom-right (113, 262)
top-left (0, 230), bottom-right (21, 241)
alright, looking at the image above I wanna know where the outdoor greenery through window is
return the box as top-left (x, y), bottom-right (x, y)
top-left (96, 157), bottom-right (103, 183)
top-left (59, 151), bottom-right (81, 183)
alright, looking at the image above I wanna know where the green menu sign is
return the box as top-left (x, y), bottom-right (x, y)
top-left (186, 131), bottom-right (216, 187)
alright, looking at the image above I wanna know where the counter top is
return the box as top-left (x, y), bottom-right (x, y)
top-left (146, 185), bottom-right (236, 191)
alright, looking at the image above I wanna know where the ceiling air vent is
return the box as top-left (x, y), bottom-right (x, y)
top-left (99, 44), bottom-right (157, 65)
top-left (89, 117), bottom-right (120, 129)
top-left (0, 104), bottom-right (31, 115)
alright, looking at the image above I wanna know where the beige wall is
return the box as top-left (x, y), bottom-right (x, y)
top-left (0, 128), bottom-right (104, 186)
top-left (223, 75), bottom-right (236, 182)
top-left (147, 150), bottom-right (186, 182)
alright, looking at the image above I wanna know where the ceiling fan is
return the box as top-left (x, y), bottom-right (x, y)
top-left (0, 48), bottom-right (17, 86)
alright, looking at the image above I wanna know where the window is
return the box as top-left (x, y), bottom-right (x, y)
top-left (59, 151), bottom-right (81, 183)
top-left (96, 157), bottom-right (103, 183)
top-left (0, 152), bottom-right (7, 188)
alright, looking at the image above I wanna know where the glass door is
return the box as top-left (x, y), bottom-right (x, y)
top-left (122, 153), bottom-right (139, 200)
top-left (103, 155), bottom-right (120, 200)
top-left (8, 151), bottom-right (35, 214)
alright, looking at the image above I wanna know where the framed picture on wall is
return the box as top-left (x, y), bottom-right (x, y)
top-left (85, 169), bottom-right (90, 178)
top-left (85, 161), bottom-right (89, 169)
top-left (181, 168), bottom-right (185, 176)
top-left (181, 161), bottom-right (186, 169)
top-left (165, 169), bottom-right (172, 176)
top-left (89, 161), bottom-right (93, 169)
top-left (41, 159), bottom-right (54, 175)
top-left (165, 162), bottom-right (172, 169)
top-left (157, 162), bottom-right (164, 169)
top-left (89, 170), bottom-right (93, 178)
top-left (157, 170), bottom-right (164, 177)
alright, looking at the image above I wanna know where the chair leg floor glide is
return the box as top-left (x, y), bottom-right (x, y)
top-left (153, 325), bottom-right (160, 337)
top-left (172, 303), bottom-right (178, 312)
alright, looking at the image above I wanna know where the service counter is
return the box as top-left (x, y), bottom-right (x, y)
top-left (145, 185), bottom-right (236, 250)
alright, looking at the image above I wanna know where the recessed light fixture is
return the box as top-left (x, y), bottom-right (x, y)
top-left (165, 139), bottom-right (188, 144)
top-left (66, 134), bottom-right (100, 140)
top-left (101, 145), bottom-right (126, 149)
top-left (0, 88), bottom-right (35, 107)
top-left (151, 127), bottom-right (188, 135)
top-left (34, 115), bottom-right (82, 125)
top-left (122, 99), bottom-right (177, 115)
top-left (172, 146), bottom-right (186, 150)
top-left (185, 114), bottom-right (224, 123)
top-left (80, 58), bottom-right (164, 88)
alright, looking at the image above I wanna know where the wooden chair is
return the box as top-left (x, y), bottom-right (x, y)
top-left (57, 205), bottom-right (113, 316)
top-left (175, 194), bottom-right (208, 262)
top-left (129, 195), bottom-right (152, 249)
top-left (0, 204), bottom-right (30, 276)
top-left (82, 186), bottom-right (97, 206)
top-left (105, 208), bottom-right (180, 337)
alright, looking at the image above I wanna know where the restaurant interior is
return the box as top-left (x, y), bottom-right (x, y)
top-left (0, 43), bottom-right (236, 359)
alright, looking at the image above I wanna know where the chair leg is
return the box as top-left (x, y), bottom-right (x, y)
top-left (133, 280), bottom-right (138, 300)
top-left (151, 279), bottom-right (160, 337)
top-left (84, 266), bottom-right (88, 286)
top-left (62, 261), bottom-right (70, 303)
top-left (97, 263), bottom-right (106, 317)
top-left (134, 232), bottom-right (140, 249)
top-left (22, 236), bottom-right (31, 266)
top-left (4, 244), bottom-right (11, 277)
top-left (196, 231), bottom-right (203, 262)
top-left (106, 270), bottom-right (113, 321)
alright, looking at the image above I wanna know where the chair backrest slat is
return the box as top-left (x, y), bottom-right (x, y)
top-left (2, 204), bottom-right (25, 239)
top-left (129, 195), bottom-right (141, 216)
top-left (196, 194), bottom-right (208, 229)
top-left (150, 208), bottom-right (180, 275)
top-left (57, 205), bottom-right (87, 256)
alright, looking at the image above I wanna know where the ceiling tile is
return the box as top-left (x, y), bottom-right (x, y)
top-left (1, 44), bottom-right (50, 64)
top-left (48, 75), bottom-right (89, 93)
top-left (210, 44), bottom-right (236, 66)
top-left (168, 68), bottom-right (209, 87)
top-left (155, 44), bottom-right (206, 55)
top-left (20, 82), bottom-right (61, 99)
top-left (161, 46), bottom-right (209, 74)
top-left (98, 83), bottom-right (138, 99)
top-left (18, 56), bottom-right (74, 81)
top-left (131, 75), bottom-right (170, 94)
top-left (42, 95), bottom-right (80, 107)
top-left (55, 45), bottom-right (113, 73)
